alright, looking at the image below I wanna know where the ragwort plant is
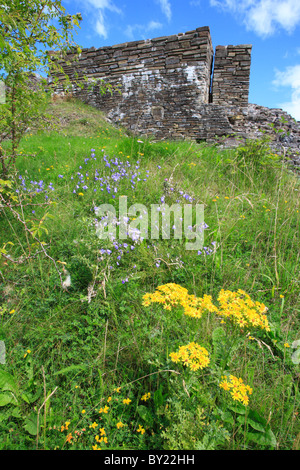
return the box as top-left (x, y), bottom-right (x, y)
top-left (142, 282), bottom-right (295, 449)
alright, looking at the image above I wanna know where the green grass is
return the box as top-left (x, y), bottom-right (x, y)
top-left (0, 98), bottom-right (299, 450)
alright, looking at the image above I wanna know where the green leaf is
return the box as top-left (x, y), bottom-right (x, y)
top-left (11, 407), bottom-right (21, 418)
top-left (217, 409), bottom-right (234, 425)
top-left (0, 35), bottom-right (5, 51)
top-left (137, 405), bottom-right (153, 426)
top-left (291, 348), bottom-right (300, 365)
top-left (246, 409), bottom-right (268, 433)
top-left (0, 368), bottom-right (18, 395)
top-left (0, 392), bottom-right (14, 406)
top-left (153, 388), bottom-right (164, 408)
top-left (247, 428), bottom-right (276, 447)
top-left (24, 413), bottom-right (39, 436)
top-left (21, 387), bottom-right (42, 404)
top-left (54, 363), bottom-right (88, 376)
top-left (228, 402), bottom-right (247, 415)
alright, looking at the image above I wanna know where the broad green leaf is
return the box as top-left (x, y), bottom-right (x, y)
top-left (212, 326), bottom-right (226, 342)
top-left (246, 409), bottom-right (268, 432)
top-left (291, 348), bottom-right (300, 365)
top-left (21, 388), bottom-right (42, 404)
top-left (24, 413), bottom-right (39, 436)
top-left (137, 405), bottom-right (153, 426)
top-left (0, 368), bottom-right (18, 395)
top-left (0, 392), bottom-right (14, 406)
top-left (11, 407), bottom-right (21, 418)
top-left (247, 428), bottom-right (276, 447)
top-left (218, 409), bottom-right (234, 425)
top-left (228, 402), bottom-right (247, 415)
top-left (21, 392), bottom-right (31, 404)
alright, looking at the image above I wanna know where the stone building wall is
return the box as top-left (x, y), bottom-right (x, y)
top-left (50, 26), bottom-right (300, 165)
top-left (211, 45), bottom-right (252, 106)
top-left (51, 26), bottom-right (215, 139)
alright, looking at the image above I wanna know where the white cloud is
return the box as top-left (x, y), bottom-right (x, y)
top-left (95, 10), bottom-right (108, 39)
top-left (83, 0), bottom-right (122, 38)
top-left (85, 0), bottom-right (122, 14)
top-left (210, 0), bottom-right (300, 37)
top-left (148, 20), bottom-right (163, 30)
top-left (273, 64), bottom-right (300, 120)
top-left (125, 21), bottom-right (163, 40)
top-left (157, 0), bottom-right (172, 22)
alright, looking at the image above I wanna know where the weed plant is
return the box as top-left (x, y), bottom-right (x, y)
top-left (0, 99), bottom-right (299, 450)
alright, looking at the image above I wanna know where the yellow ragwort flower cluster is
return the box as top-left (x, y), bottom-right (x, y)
top-left (219, 374), bottom-right (253, 406)
top-left (217, 289), bottom-right (270, 331)
top-left (169, 342), bottom-right (210, 371)
top-left (142, 283), bottom-right (218, 319)
top-left (141, 392), bottom-right (151, 402)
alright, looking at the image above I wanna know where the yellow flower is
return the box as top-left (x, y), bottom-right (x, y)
top-left (89, 422), bottom-right (98, 429)
top-left (9, 309), bottom-right (15, 314)
top-left (116, 422), bottom-right (125, 429)
top-left (219, 380), bottom-right (230, 391)
top-left (219, 375), bottom-right (252, 406)
top-left (99, 406), bottom-right (109, 414)
top-left (137, 424), bottom-right (145, 434)
top-left (284, 343), bottom-right (290, 348)
top-left (78, 192), bottom-right (84, 196)
top-left (231, 390), bottom-right (241, 401)
top-left (216, 289), bottom-right (270, 332)
top-left (107, 396), bottom-right (112, 403)
top-left (123, 398), bottom-right (132, 405)
top-left (169, 352), bottom-right (180, 363)
top-left (141, 392), bottom-right (151, 402)
top-left (170, 342), bottom-right (210, 371)
top-left (95, 434), bottom-right (107, 444)
top-left (143, 283), bottom-right (217, 319)
top-left (24, 349), bottom-right (31, 358)
top-left (81, 409), bottom-right (86, 414)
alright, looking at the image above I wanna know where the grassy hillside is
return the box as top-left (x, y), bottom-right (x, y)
top-left (0, 98), bottom-right (299, 450)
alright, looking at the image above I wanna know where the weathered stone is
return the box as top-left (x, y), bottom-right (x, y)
top-left (50, 26), bottom-right (300, 168)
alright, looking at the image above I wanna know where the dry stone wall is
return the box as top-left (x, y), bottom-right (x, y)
top-left (51, 26), bottom-right (300, 166)
top-left (51, 26), bottom-right (215, 139)
top-left (211, 45), bottom-right (252, 106)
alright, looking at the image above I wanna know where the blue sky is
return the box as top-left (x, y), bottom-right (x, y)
top-left (62, 0), bottom-right (300, 121)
